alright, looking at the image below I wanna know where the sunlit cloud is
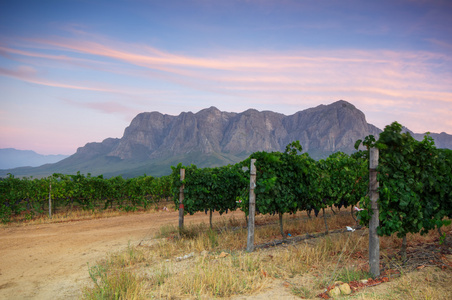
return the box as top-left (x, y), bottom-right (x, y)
top-left (0, 45), bottom-right (99, 65)
top-left (8, 35), bottom-right (451, 97)
top-left (0, 65), bottom-right (120, 93)
top-left (25, 37), bottom-right (264, 72)
top-left (61, 98), bottom-right (139, 120)
top-left (0, 65), bottom-right (38, 78)
top-left (2, 33), bottom-right (452, 135)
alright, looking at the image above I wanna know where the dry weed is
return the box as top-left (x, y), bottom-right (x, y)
top-left (82, 211), bottom-right (452, 299)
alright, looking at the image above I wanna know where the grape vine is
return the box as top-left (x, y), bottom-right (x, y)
top-left (0, 172), bottom-right (172, 223)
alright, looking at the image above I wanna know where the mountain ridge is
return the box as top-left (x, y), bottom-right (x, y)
top-left (2, 100), bottom-right (451, 178)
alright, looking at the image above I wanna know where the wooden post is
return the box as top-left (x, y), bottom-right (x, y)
top-left (369, 148), bottom-right (380, 277)
top-left (179, 168), bottom-right (185, 230)
top-left (247, 159), bottom-right (256, 252)
top-left (209, 209), bottom-right (213, 229)
top-left (48, 182), bottom-right (52, 218)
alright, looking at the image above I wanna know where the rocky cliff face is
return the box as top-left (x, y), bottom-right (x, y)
top-left (282, 101), bottom-right (380, 155)
top-left (108, 112), bottom-right (175, 159)
top-left (4, 100), bottom-right (451, 178)
top-left (430, 132), bottom-right (452, 149)
top-left (105, 100), bottom-right (381, 161)
top-left (402, 126), bottom-right (452, 149)
top-left (75, 138), bottom-right (120, 159)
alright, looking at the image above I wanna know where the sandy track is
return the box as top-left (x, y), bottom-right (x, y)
top-left (0, 210), bottom-right (243, 299)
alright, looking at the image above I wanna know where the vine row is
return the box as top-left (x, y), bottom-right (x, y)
top-left (0, 172), bottom-right (172, 222)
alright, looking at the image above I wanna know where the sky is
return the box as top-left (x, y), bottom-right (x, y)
top-left (1, 0), bottom-right (451, 155)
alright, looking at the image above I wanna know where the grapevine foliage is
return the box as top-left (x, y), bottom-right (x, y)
top-left (314, 152), bottom-right (367, 213)
top-left (171, 141), bottom-right (367, 236)
top-left (3, 124), bottom-right (450, 245)
top-left (0, 172), bottom-right (172, 223)
top-left (170, 163), bottom-right (248, 216)
top-left (241, 141), bottom-right (314, 217)
top-left (358, 122), bottom-right (452, 238)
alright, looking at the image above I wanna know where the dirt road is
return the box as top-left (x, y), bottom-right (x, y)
top-left (0, 210), bottom-right (243, 299)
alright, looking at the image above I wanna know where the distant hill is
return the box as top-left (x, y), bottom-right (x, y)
top-left (2, 100), bottom-right (451, 178)
top-left (402, 127), bottom-right (452, 149)
top-left (0, 148), bottom-right (69, 170)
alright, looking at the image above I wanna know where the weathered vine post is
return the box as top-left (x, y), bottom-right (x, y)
top-left (247, 159), bottom-right (256, 252)
top-left (48, 182), bottom-right (52, 218)
top-left (179, 168), bottom-right (185, 231)
top-left (369, 148), bottom-right (380, 277)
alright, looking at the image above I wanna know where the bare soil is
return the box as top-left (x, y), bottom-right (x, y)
top-left (0, 210), bottom-right (244, 299)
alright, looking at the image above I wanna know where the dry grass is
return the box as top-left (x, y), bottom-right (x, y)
top-left (348, 267), bottom-right (452, 300)
top-left (82, 209), bottom-right (452, 299)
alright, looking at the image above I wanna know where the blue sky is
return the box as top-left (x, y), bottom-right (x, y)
top-left (1, 0), bottom-right (451, 155)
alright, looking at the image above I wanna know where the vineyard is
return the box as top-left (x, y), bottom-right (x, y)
top-left (171, 123), bottom-right (452, 248)
top-left (2, 122), bottom-right (452, 249)
top-left (0, 172), bottom-right (172, 223)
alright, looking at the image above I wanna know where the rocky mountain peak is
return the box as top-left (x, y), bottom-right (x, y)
top-left (105, 100), bottom-right (380, 161)
top-left (4, 100), bottom-right (451, 178)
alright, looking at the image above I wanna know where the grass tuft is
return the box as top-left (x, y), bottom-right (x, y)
top-left (335, 266), bottom-right (373, 282)
top-left (84, 264), bottom-right (146, 300)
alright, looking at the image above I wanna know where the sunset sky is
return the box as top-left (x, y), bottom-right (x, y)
top-left (1, 0), bottom-right (451, 155)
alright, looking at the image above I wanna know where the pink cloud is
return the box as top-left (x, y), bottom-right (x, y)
top-left (4, 40), bottom-right (451, 108)
top-left (10, 36), bottom-right (451, 96)
top-left (0, 45), bottom-right (96, 64)
top-left (0, 65), bottom-right (37, 78)
top-left (61, 98), bottom-right (138, 119)
top-left (2, 34), bottom-right (451, 135)
top-left (0, 65), bottom-right (120, 93)
top-left (28, 37), bottom-right (264, 71)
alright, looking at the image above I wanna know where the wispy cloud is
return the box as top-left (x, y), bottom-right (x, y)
top-left (61, 98), bottom-right (139, 119)
top-left (2, 33), bottom-right (452, 133)
top-left (0, 45), bottom-right (99, 64)
top-left (0, 65), bottom-right (37, 78)
top-left (0, 65), bottom-right (119, 92)
top-left (7, 35), bottom-right (452, 94)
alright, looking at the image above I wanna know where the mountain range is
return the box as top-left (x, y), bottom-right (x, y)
top-left (0, 149), bottom-right (69, 170)
top-left (2, 100), bottom-right (451, 178)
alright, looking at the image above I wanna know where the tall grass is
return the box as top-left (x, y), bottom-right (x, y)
top-left (82, 210), bottom-right (452, 299)
top-left (83, 245), bottom-right (149, 299)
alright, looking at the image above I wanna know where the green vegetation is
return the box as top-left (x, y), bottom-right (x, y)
top-left (170, 163), bottom-right (248, 228)
top-left (3, 121), bottom-right (451, 261)
top-left (170, 140), bottom-right (368, 238)
top-left (357, 122), bottom-right (452, 257)
top-left (0, 172), bottom-right (172, 223)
